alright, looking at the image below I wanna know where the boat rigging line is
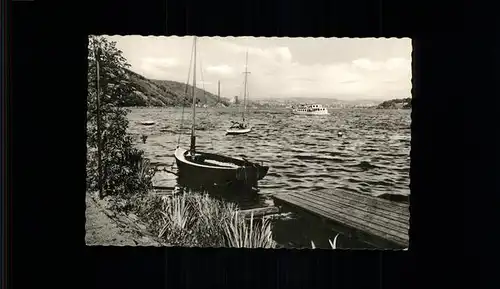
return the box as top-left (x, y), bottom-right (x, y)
top-left (171, 38), bottom-right (195, 171)
top-left (197, 42), bottom-right (217, 151)
top-left (176, 38), bottom-right (195, 148)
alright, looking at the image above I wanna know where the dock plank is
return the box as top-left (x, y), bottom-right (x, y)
top-left (277, 194), bottom-right (408, 246)
top-left (320, 190), bottom-right (410, 217)
top-left (286, 193), bottom-right (407, 242)
top-left (305, 191), bottom-right (409, 230)
top-left (273, 190), bottom-right (409, 247)
top-left (307, 191), bottom-right (409, 223)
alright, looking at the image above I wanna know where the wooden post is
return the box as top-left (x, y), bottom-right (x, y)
top-left (190, 37), bottom-right (197, 154)
top-left (95, 44), bottom-right (103, 199)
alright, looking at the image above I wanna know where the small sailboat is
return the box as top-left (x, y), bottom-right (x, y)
top-left (226, 51), bottom-right (252, 135)
top-left (174, 37), bottom-right (269, 187)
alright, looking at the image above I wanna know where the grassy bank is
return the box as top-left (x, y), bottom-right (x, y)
top-left (116, 191), bottom-right (277, 248)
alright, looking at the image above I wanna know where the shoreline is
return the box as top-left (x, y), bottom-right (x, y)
top-left (85, 193), bottom-right (165, 246)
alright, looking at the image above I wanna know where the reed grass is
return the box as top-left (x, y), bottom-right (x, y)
top-left (141, 192), bottom-right (277, 248)
top-left (223, 211), bottom-right (276, 248)
top-left (311, 233), bottom-right (340, 249)
top-left (158, 193), bottom-right (192, 238)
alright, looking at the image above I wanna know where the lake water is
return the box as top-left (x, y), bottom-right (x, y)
top-left (127, 107), bottom-right (411, 249)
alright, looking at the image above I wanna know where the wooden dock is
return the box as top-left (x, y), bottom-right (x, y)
top-left (272, 189), bottom-right (409, 247)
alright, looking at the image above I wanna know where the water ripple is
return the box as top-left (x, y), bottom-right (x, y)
top-left (128, 107), bottom-right (411, 198)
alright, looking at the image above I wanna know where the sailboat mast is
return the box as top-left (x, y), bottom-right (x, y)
top-left (243, 51), bottom-right (250, 122)
top-left (218, 80), bottom-right (220, 102)
top-left (190, 36), bottom-right (197, 153)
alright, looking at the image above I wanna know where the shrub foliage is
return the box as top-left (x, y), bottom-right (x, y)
top-left (86, 35), bottom-right (153, 204)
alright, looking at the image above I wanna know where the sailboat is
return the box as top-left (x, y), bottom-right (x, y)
top-left (226, 51), bottom-right (252, 135)
top-left (174, 37), bottom-right (269, 187)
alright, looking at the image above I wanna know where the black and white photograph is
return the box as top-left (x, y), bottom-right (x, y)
top-left (85, 35), bottom-right (411, 249)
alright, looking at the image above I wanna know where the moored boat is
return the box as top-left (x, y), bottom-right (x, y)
top-left (140, 120), bottom-right (156, 126)
top-left (226, 51), bottom-right (252, 135)
top-left (226, 121), bottom-right (251, 135)
top-left (174, 147), bottom-right (269, 186)
top-left (174, 36), bottom-right (269, 187)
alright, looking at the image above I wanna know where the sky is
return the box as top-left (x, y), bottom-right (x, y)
top-left (104, 35), bottom-right (412, 100)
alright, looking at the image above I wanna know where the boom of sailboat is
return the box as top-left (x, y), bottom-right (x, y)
top-left (174, 36), bottom-right (269, 187)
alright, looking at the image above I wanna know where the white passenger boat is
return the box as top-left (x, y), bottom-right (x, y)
top-left (292, 104), bottom-right (329, 115)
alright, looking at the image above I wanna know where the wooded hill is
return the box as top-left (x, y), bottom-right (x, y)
top-left (122, 69), bottom-right (231, 107)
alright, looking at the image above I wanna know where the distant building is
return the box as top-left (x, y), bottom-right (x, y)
top-left (233, 95), bottom-right (239, 104)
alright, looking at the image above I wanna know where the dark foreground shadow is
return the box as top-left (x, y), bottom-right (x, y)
top-left (272, 211), bottom-right (378, 249)
top-left (176, 176), bottom-right (269, 210)
top-left (272, 201), bottom-right (403, 250)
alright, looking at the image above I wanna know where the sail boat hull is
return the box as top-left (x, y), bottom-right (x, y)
top-left (226, 127), bottom-right (252, 135)
top-left (174, 147), bottom-right (269, 186)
